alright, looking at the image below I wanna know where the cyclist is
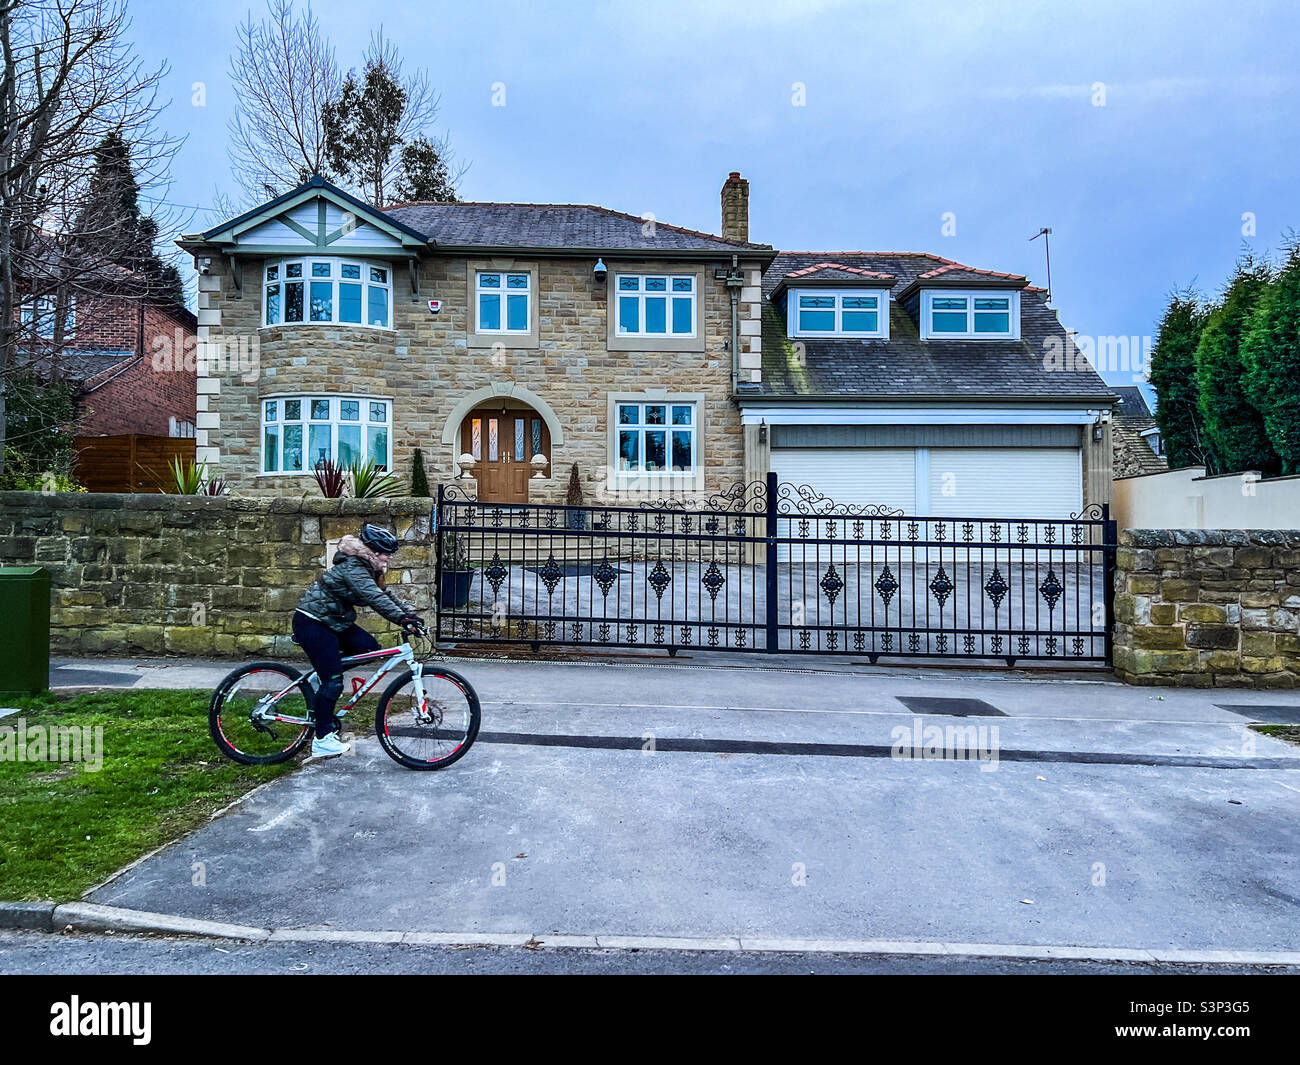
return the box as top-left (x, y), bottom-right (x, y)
top-left (293, 523), bottom-right (423, 758)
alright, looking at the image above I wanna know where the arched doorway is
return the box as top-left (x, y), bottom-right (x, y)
top-left (460, 401), bottom-right (552, 503)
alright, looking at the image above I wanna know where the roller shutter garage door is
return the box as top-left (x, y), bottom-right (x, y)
top-left (770, 446), bottom-right (1082, 517)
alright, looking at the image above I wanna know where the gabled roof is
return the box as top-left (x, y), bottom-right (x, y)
top-left (894, 263), bottom-right (1028, 301)
top-left (381, 201), bottom-right (774, 257)
top-left (1110, 385), bottom-right (1155, 421)
top-left (754, 252), bottom-right (1116, 404)
top-left (770, 262), bottom-right (896, 297)
top-left (179, 176), bottom-right (428, 254)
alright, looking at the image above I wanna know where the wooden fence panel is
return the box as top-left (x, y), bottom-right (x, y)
top-left (74, 434), bottom-right (196, 493)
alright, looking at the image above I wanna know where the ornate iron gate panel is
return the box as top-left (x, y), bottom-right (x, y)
top-left (435, 481), bottom-right (770, 651)
top-left (435, 474), bottom-right (1117, 665)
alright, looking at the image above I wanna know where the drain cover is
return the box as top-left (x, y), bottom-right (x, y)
top-left (1215, 704), bottom-right (1300, 725)
top-left (896, 696), bottom-right (1006, 717)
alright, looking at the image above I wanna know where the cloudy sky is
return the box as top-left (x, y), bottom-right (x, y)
top-left (131, 0), bottom-right (1300, 389)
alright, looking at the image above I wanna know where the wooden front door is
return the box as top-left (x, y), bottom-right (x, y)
top-left (461, 408), bottom-right (549, 504)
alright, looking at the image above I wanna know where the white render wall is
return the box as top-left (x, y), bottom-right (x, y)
top-left (1115, 466), bottom-right (1300, 529)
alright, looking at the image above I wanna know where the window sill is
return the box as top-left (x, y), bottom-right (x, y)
top-left (259, 322), bottom-right (395, 333)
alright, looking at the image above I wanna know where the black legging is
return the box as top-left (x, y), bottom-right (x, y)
top-left (292, 611), bottom-right (380, 737)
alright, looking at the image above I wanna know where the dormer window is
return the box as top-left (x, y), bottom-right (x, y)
top-left (922, 290), bottom-right (1019, 339)
top-left (787, 288), bottom-right (889, 339)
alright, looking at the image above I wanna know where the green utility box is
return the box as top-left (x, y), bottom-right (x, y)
top-left (0, 567), bottom-right (51, 698)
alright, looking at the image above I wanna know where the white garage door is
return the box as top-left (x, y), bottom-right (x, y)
top-left (928, 448), bottom-right (1082, 518)
top-left (770, 446), bottom-right (1082, 517)
top-left (771, 447), bottom-right (916, 512)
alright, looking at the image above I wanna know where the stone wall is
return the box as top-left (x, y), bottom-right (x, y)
top-left (0, 492), bottom-right (436, 657)
top-left (1113, 529), bottom-right (1300, 688)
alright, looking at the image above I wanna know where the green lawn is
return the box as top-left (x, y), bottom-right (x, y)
top-left (1252, 724), bottom-right (1300, 748)
top-left (0, 690), bottom-right (299, 902)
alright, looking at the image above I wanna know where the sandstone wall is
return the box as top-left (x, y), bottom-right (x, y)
top-left (0, 492), bottom-right (436, 657)
top-left (1113, 529), bottom-right (1300, 688)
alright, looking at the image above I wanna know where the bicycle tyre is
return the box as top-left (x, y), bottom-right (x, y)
top-left (209, 661), bottom-right (316, 765)
top-left (375, 666), bottom-right (481, 771)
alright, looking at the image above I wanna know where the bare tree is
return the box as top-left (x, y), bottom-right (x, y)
top-left (0, 0), bottom-right (176, 477)
top-left (227, 0), bottom-right (340, 201)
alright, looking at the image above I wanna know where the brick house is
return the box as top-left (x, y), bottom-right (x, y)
top-left (177, 173), bottom-right (1114, 513)
top-left (15, 257), bottom-right (198, 439)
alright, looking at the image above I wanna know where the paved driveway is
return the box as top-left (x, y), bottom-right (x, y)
top-left (84, 659), bottom-right (1300, 952)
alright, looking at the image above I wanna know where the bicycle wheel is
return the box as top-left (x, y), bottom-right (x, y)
top-left (210, 662), bottom-right (316, 765)
top-left (375, 666), bottom-right (481, 770)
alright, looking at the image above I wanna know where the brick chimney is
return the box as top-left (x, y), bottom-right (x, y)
top-left (721, 171), bottom-right (749, 243)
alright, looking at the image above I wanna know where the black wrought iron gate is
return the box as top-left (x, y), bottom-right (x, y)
top-left (435, 474), bottom-right (1117, 665)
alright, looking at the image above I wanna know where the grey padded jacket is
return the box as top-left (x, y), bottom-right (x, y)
top-left (295, 535), bottom-right (415, 633)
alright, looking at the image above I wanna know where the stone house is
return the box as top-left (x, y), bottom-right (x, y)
top-left (177, 173), bottom-right (1115, 514)
top-left (1110, 385), bottom-right (1168, 479)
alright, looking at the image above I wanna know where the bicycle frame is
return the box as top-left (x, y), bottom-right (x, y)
top-left (255, 640), bottom-right (426, 726)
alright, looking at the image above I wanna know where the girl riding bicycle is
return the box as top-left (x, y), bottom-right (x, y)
top-left (294, 523), bottom-right (423, 758)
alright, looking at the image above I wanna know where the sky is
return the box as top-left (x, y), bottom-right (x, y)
top-left (128, 0), bottom-right (1300, 393)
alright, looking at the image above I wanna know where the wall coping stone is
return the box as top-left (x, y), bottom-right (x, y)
top-left (1121, 528), bottom-right (1300, 548)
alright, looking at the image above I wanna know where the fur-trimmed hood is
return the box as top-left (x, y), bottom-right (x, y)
top-left (333, 534), bottom-right (389, 583)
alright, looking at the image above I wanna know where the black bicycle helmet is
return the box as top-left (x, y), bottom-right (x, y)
top-left (359, 523), bottom-right (399, 554)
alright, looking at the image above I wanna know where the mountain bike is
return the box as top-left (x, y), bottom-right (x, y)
top-left (208, 625), bottom-right (480, 770)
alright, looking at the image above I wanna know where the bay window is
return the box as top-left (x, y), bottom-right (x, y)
top-left (263, 258), bottom-right (392, 329)
top-left (261, 395), bottom-right (392, 474)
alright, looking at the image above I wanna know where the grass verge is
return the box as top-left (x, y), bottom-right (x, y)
top-left (0, 689), bottom-right (297, 902)
top-left (1251, 724), bottom-right (1300, 748)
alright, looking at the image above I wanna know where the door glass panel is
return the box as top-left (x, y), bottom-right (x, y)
top-left (471, 418), bottom-right (482, 460)
top-left (531, 418), bottom-right (542, 457)
top-left (488, 419), bottom-right (498, 461)
top-left (515, 418), bottom-right (525, 461)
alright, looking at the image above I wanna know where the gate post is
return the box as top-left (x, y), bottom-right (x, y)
top-left (765, 471), bottom-right (778, 652)
top-left (1102, 502), bottom-right (1117, 665)
top-left (434, 484), bottom-right (445, 620)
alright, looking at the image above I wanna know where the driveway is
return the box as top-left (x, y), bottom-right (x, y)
top-left (79, 658), bottom-right (1300, 954)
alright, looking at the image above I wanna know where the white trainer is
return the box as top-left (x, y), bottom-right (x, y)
top-left (310, 732), bottom-right (351, 758)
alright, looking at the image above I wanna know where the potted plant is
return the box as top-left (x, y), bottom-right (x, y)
top-left (439, 527), bottom-right (474, 608)
top-left (564, 462), bottom-right (587, 530)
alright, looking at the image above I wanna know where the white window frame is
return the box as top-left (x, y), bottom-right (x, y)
top-left (474, 270), bottom-right (532, 335)
top-left (262, 257), bottom-right (393, 330)
top-left (611, 400), bottom-right (696, 478)
top-left (786, 287), bottom-right (889, 339)
top-left (259, 394), bottom-right (393, 476)
top-left (921, 289), bottom-right (1020, 340)
top-left (614, 274), bottom-right (697, 338)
